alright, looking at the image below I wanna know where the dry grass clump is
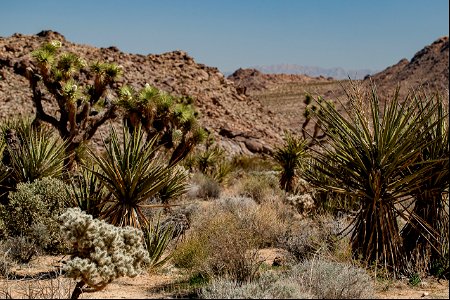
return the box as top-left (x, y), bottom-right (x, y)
top-left (200, 258), bottom-right (374, 299)
top-left (281, 214), bottom-right (352, 263)
top-left (200, 271), bottom-right (313, 299)
top-left (187, 172), bottom-right (221, 200)
top-left (0, 273), bottom-right (75, 299)
top-left (290, 258), bottom-right (375, 299)
top-left (171, 196), bottom-right (291, 282)
top-left (232, 171), bottom-right (282, 204)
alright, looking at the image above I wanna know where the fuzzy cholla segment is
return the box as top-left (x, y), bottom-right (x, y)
top-left (59, 208), bottom-right (149, 288)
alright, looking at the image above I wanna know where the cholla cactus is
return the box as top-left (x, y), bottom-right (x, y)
top-left (59, 207), bottom-right (149, 298)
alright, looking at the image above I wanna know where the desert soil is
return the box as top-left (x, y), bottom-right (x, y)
top-left (1, 253), bottom-right (448, 299)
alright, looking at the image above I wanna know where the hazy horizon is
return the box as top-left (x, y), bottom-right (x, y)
top-left (1, 0), bottom-right (448, 74)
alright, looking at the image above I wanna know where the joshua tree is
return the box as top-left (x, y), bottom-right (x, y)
top-left (19, 40), bottom-right (122, 170)
top-left (117, 84), bottom-right (207, 166)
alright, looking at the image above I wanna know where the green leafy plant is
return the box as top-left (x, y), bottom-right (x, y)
top-left (304, 84), bottom-right (443, 276)
top-left (5, 129), bottom-right (67, 184)
top-left (156, 166), bottom-right (189, 205)
top-left (408, 273), bottom-right (421, 287)
top-left (70, 166), bottom-right (106, 218)
top-left (0, 118), bottom-right (66, 201)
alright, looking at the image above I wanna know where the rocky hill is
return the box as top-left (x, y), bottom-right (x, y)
top-left (0, 30), bottom-right (288, 155)
top-left (227, 68), bottom-right (332, 94)
top-left (229, 36), bottom-right (449, 139)
top-left (249, 64), bottom-right (375, 80)
top-left (367, 36), bottom-right (449, 100)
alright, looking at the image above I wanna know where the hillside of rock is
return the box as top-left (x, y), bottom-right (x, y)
top-left (367, 36), bottom-right (449, 100)
top-left (227, 67), bottom-right (332, 94)
top-left (0, 30), bottom-right (288, 155)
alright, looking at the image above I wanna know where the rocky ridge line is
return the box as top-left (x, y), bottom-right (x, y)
top-left (0, 30), bottom-right (290, 155)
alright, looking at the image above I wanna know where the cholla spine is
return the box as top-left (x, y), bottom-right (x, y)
top-left (59, 207), bottom-right (149, 289)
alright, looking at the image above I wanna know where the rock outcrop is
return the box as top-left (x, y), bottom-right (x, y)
top-left (0, 30), bottom-right (286, 155)
top-left (367, 36), bottom-right (449, 100)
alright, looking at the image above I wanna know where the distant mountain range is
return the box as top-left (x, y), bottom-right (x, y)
top-left (225, 64), bottom-right (377, 80)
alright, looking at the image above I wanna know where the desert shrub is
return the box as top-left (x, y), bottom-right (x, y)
top-left (284, 193), bottom-right (315, 216)
top-left (172, 202), bottom-right (265, 283)
top-left (0, 177), bottom-right (72, 254)
top-left (281, 214), bottom-right (351, 262)
top-left (231, 154), bottom-right (276, 173)
top-left (0, 241), bottom-right (15, 277)
top-left (234, 172), bottom-right (281, 204)
top-left (200, 271), bottom-right (313, 299)
top-left (187, 172), bottom-right (221, 199)
top-left (183, 136), bottom-right (233, 184)
top-left (59, 207), bottom-right (150, 299)
top-left (290, 259), bottom-right (375, 299)
top-left (215, 196), bottom-right (290, 248)
top-left (1, 236), bottom-right (40, 264)
top-left (173, 196), bottom-right (291, 282)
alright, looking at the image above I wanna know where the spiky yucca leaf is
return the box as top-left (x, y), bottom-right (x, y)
top-left (142, 213), bottom-right (175, 269)
top-left (401, 92), bottom-right (449, 268)
top-left (304, 84), bottom-right (444, 276)
top-left (7, 129), bottom-right (67, 183)
top-left (88, 125), bottom-right (171, 228)
top-left (71, 166), bottom-right (106, 218)
top-left (157, 166), bottom-right (189, 204)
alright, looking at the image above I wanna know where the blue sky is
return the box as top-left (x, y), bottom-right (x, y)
top-left (0, 0), bottom-right (448, 73)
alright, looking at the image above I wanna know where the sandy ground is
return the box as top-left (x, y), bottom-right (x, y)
top-left (1, 254), bottom-right (449, 299)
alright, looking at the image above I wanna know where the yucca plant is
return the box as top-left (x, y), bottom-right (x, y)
top-left (6, 131), bottom-right (67, 183)
top-left (142, 213), bottom-right (175, 270)
top-left (401, 92), bottom-right (449, 270)
top-left (157, 166), bottom-right (189, 205)
top-left (0, 120), bottom-right (67, 198)
top-left (70, 166), bottom-right (107, 218)
top-left (272, 131), bottom-right (309, 193)
top-left (88, 125), bottom-right (172, 228)
top-left (304, 84), bottom-right (443, 276)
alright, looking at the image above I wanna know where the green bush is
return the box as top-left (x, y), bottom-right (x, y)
top-left (0, 177), bottom-right (72, 254)
top-left (234, 172), bottom-right (281, 204)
